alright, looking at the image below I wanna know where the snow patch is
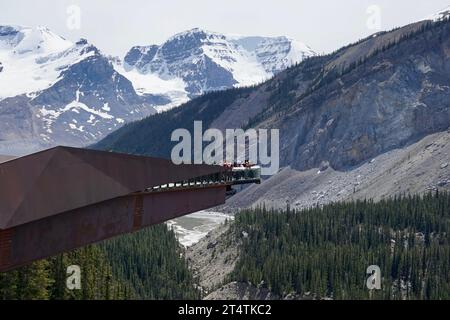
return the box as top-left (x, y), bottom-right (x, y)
top-left (426, 5), bottom-right (450, 22)
top-left (69, 123), bottom-right (84, 132)
top-left (113, 62), bottom-right (190, 110)
top-left (39, 100), bottom-right (114, 133)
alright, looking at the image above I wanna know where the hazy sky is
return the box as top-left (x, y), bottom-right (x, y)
top-left (1, 0), bottom-right (448, 57)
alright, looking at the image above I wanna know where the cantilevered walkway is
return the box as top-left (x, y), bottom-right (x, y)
top-left (0, 147), bottom-right (260, 272)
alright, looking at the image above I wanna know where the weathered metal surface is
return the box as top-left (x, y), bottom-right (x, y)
top-left (0, 155), bottom-right (16, 164)
top-left (0, 229), bottom-right (13, 270)
top-left (0, 146), bottom-right (226, 230)
top-left (0, 185), bottom-right (226, 272)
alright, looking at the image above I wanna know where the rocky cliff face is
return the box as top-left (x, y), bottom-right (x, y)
top-left (270, 21), bottom-right (450, 171)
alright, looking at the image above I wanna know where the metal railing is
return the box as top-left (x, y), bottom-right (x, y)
top-left (146, 166), bottom-right (261, 192)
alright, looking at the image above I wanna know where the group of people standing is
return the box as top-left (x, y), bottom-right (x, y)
top-left (223, 160), bottom-right (254, 169)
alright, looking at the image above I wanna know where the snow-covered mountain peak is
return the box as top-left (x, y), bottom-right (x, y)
top-left (121, 28), bottom-right (316, 109)
top-left (0, 25), bottom-right (72, 55)
top-left (426, 5), bottom-right (450, 22)
top-left (0, 26), bottom-right (100, 100)
top-left (251, 36), bottom-right (316, 73)
top-left (166, 27), bottom-right (223, 42)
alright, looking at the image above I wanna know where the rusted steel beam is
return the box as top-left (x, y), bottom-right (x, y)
top-left (0, 185), bottom-right (226, 272)
top-left (0, 155), bottom-right (16, 164)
